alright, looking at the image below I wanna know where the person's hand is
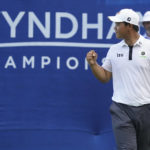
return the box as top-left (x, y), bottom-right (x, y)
top-left (86, 50), bottom-right (98, 66)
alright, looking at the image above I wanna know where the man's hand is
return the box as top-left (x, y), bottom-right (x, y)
top-left (86, 50), bottom-right (98, 65)
top-left (86, 50), bottom-right (112, 83)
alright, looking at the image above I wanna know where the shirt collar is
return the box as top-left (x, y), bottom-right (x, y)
top-left (120, 35), bottom-right (143, 47)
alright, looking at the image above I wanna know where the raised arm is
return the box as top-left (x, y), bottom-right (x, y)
top-left (86, 50), bottom-right (112, 83)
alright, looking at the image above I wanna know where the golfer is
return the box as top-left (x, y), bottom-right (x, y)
top-left (86, 8), bottom-right (150, 150)
top-left (142, 11), bottom-right (150, 40)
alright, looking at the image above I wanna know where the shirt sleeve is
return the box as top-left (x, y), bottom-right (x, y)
top-left (102, 48), bottom-right (112, 72)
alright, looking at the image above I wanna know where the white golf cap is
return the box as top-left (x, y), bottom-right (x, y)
top-left (108, 9), bottom-right (139, 26)
top-left (142, 11), bottom-right (150, 22)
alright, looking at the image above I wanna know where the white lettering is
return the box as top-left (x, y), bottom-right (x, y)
top-left (5, 56), bottom-right (16, 68)
top-left (66, 57), bottom-right (79, 70)
top-left (28, 12), bottom-right (50, 38)
top-left (2, 11), bottom-right (25, 38)
top-left (41, 56), bottom-right (51, 68)
top-left (55, 12), bottom-right (78, 39)
top-left (106, 22), bottom-right (115, 39)
top-left (23, 56), bottom-right (35, 68)
top-left (82, 13), bottom-right (103, 39)
top-left (57, 56), bottom-right (60, 69)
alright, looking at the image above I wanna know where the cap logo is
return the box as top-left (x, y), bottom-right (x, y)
top-left (127, 17), bottom-right (131, 21)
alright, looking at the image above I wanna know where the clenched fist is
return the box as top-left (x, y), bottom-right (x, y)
top-left (86, 50), bottom-right (98, 66)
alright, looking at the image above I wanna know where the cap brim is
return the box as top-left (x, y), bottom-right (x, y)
top-left (140, 19), bottom-right (150, 27)
top-left (108, 16), bottom-right (122, 22)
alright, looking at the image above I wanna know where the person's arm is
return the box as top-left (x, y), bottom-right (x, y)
top-left (90, 63), bottom-right (112, 83)
top-left (86, 50), bottom-right (112, 83)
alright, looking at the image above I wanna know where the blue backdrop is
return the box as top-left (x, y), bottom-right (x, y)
top-left (0, 0), bottom-right (149, 150)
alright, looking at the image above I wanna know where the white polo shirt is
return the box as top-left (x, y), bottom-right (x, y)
top-left (102, 35), bottom-right (150, 106)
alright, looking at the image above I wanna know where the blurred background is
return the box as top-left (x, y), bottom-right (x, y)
top-left (0, 0), bottom-right (149, 150)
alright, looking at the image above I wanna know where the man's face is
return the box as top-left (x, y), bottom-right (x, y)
top-left (114, 22), bottom-right (129, 39)
top-left (143, 22), bottom-right (150, 34)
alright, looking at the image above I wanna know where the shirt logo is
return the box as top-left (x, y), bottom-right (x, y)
top-left (139, 50), bottom-right (147, 58)
top-left (141, 51), bottom-right (145, 55)
top-left (117, 53), bottom-right (124, 57)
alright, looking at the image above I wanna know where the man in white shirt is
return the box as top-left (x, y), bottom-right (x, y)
top-left (86, 9), bottom-right (150, 150)
top-left (142, 11), bottom-right (150, 40)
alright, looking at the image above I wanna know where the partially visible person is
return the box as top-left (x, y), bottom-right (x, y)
top-left (142, 11), bottom-right (150, 39)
